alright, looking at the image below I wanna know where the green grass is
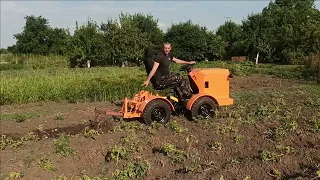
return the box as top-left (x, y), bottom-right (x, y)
top-left (0, 67), bottom-right (149, 105)
top-left (0, 112), bottom-right (42, 122)
top-left (0, 54), bottom-right (68, 70)
top-left (0, 54), bottom-right (318, 105)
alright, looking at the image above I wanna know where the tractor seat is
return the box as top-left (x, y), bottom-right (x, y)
top-left (151, 80), bottom-right (179, 90)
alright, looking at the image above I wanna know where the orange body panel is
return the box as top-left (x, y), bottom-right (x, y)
top-left (120, 90), bottom-right (175, 119)
top-left (186, 68), bottom-right (234, 110)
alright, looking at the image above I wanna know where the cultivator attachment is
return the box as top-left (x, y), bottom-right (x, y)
top-left (104, 90), bottom-right (172, 119)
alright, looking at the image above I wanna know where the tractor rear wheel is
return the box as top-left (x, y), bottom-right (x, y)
top-left (142, 99), bottom-right (171, 125)
top-left (190, 97), bottom-right (217, 119)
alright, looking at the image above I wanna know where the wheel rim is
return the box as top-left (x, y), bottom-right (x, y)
top-left (198, 103), bottom-right (214, 118)
top-left (151, 107), bottom-right (167, 123)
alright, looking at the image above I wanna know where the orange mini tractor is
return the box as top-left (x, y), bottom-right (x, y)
top-left (105, 63), bottom-right (234, 125)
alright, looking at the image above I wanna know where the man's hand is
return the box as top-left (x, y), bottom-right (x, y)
top-left (142, 80), bottom-right (149, 87)
top-left (189, 61), bottom-right (196, 64)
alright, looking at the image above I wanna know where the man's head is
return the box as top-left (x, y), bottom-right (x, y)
top-left (163, 42), bottom-right (171, 55)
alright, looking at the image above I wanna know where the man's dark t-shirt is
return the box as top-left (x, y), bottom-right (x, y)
top-left (153, 51), bottom-right (174, 78)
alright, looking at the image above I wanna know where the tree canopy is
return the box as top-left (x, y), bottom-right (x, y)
top-left (6, 0), bottom-right (320, 66)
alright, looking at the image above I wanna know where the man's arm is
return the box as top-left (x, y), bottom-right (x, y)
top-left (143, 62), bottom-right (159, 87)
top-left (172, 57), bottom-right (196, 64)
top-left (146, 62), bottom-right (159, 82)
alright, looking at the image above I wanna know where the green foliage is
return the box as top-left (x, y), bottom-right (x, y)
top-left (242, 0), bottom-right (320, 64)
top-left (53, 134), bottom-right (76, 156)
top-left (5, 1), bottom-right (320, 67)
top-left (0, 61), bottom-right (317, 105)
top-left (159, 143), bottom-right (187, 164)
top-left (206, 32), bottom-right (228, 60)
top-left (126, 12), bottom-right (164, 45)
top-left (165, 20), bottom-right (208, 61)
top-left (216, 20), bottom-right (244, 57)
top-left (113, 160), bottom-right (151, 179)
top-left (102, 13), bottom-right (150, 64)
top-left (11, 15), bottom-right (70, 55)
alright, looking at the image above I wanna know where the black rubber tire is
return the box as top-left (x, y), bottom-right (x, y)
top-left (142, 99), bottom-right (172, 125)
top-left (190, 97), bottom-right (217, 119)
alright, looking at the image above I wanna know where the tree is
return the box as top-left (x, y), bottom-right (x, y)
top-left (242, 0), bottom-right (320, 64)
top-left (123, 12), bottom-right (164, 45)
top-left (206, 31), bottom-right (228, 61)
top-left (48, 27), bottom-right (71, 55)
top-left (241, 13), bottom-right (274, 63)
top-left (13, 15), bottom-right (52, 55)
top-left (0, 48), bottom-right (8, 54)
top-left (165, 20), bottom-right (208, 61)
top-left (216, 20), bottom-right (243, 57)
top-left (100, 14), bottom-right (150, 66)
top-left (67, 18), bottom-right (105, 67)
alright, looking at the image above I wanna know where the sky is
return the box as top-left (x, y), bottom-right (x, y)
top-left (1, 0), bottom-right (320, 48)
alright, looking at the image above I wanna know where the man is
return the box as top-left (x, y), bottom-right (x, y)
top-left (143, 42), bottom-right (196, 99)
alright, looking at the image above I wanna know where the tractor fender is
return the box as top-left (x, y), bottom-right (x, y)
top-left (186, 94), bottom-right (219, 110)
top-left (137, 96), bottom-right (175, 113)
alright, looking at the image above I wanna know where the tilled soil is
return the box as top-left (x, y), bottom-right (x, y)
top-left (0, 75), bottom-right (319, 180)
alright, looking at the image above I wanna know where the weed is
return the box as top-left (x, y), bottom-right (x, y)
top-left (255, 104), bottom-right (271, 116)
top-left (233, 135), bottom-right (245, 144)
top-left (53, 175), bottom-right (68, 180)
top-left (159, 143), bottom-right (187, 164)
top-left (259, 150), bottom-right (283, 162)
top-left (38, 157), bottom-right (55, 171)
top-left (106, 133), bottom-right (142, 163)
top-left (275, 145), bottom-right (296, 155)
top-left (53, 134), bottom-right (76, 156)
top-left (79, 175), bottom-right (102, 180)
top-left (146, 121), bottom-right (162, 134)
top-left (23, 155), bottom-right (35, 168)
top-left (215, 120), bottom-right (237, 135)
top-left (183, 152), bottom-right (202, 173)
top-left (112, 160), bottom-right (151, 180)
top-left (83, 127), bottom-right (99, 139)
top-left (309, 116), bottom-right (320, 133)
top-left (266, 114), bottom-right (298, 141)
top-left (304, 98), bottom-right (320, 108)
top-left (54, 114), bottom-right (64, 121)
top-left (107, 145), bottom-right (128, 162)
top-left (259, 144), bottom-right (295, 163)
top-left (0, 135), bottom-right (23, 150)
top-left (0, 112), bottom-right (41, 122)
top-left (240, 115), bottom-right (256, 125)
top-left (14, 114), bottom-right (27, 123)
top-left (4, 172), bottom-right (21, 180)
top-left (120, 134), bottom-right (142, 153)
top-left (166, 120), bottom-right (187, 133)
top-left (113, 121), bottom-right (142, 132)
top-left (265, 127), bottom-right (287, 140)
top-left (208, 141), bottom-right (222, 151)
top-left (21, 132), bottom-right (40, 141)
top-left (268, 169), bottom-right (282, 180)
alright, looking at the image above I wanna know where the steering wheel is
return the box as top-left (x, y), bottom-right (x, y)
top-left (179, 64), bottom-right (193, 72)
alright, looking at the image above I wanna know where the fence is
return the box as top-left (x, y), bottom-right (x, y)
top-left (231, 56), bottom-right (248, 62)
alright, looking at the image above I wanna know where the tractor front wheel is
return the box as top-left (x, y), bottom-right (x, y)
top-left (190, 97), bottom-right (217, 119)
top-left (142, 99), bottom-right (171, 125)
